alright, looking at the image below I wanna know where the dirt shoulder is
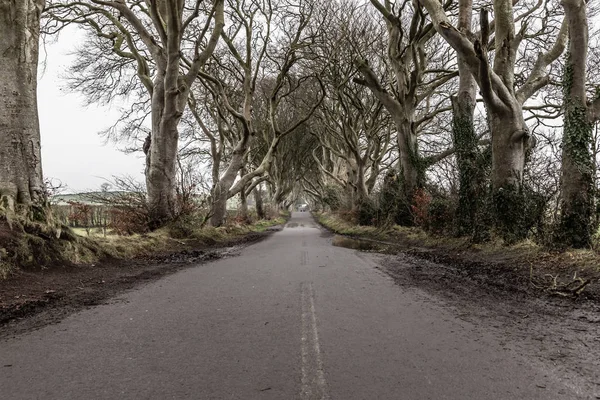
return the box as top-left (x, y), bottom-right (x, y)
top-left (0, 224), bottom-right (283, 339)
top-left (317, 213), bottom-right (600, 396)
top-left (375, 251), bottom-right (600, 397)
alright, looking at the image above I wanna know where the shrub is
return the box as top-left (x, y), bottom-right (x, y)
top-left (167, 212), bottom-right (204, 239)
top-left (426, 195), bottom-right (454, 234)
top-left (356, 198), bottom-right (379, 226)
top-left (67, 201), bottom-right (93, 231)
top-left (411, 188), bottom-right (431, 227)
top-left (338, 208), bottom-right (358, 224)
top-left (322, 185), bottom-right (344, 211)
top-left (109, 205), bottom-right (149, 235)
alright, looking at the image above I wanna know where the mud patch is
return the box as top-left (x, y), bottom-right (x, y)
top-left (286, 222), bottom-right (299, 228)
top-left (332, 236), bottom-right (389, 252)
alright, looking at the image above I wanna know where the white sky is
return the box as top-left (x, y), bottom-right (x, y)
top-left (38, 27), bottom-right (145, 194)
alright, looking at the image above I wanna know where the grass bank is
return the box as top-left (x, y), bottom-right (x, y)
top-left (0, 213), bottom-right (287, 279)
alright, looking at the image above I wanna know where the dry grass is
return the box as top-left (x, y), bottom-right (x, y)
top-left (70, 216), bottom-right (287, 260)
top-left (1, 213), bottom-right (287, 279)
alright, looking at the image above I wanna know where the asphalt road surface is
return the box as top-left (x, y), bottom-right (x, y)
top-left (0, 212), bottom-right (585, 399)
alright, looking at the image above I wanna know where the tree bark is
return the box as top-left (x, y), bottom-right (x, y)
top-left (145, 71), bottom-right (179, 227)
top-left (558, 0), bottom-right (595, 248)
top-left (237, 167), bottom-right (249, 222)
top-left (451, 0), bottom-right (486, 239)
top-left (0, 0), bottom-right (46, 214)
top-left (254, 185), bottom-right (265, 219)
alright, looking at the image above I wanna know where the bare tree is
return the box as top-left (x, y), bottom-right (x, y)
top-left (355, 0), bottom-right (458, 224)
top-left (199, 0), bottom-right (325, 226)
top-left (307, 1), bottom-right (393, 211)
top-left (45, 0), bottom-right (225, 228)
top-left (419, 0), bottom-right (568, 240)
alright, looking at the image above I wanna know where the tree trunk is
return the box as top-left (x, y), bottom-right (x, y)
top-left (355, 160), bottom-right (368, 203)
top-left (558, 0), bottom-right (595, 248)
top-left (145, 74), bottom-right (179, 228)
top-left (237, 168), bottom-right (249, 222)
top-left (394, 115), bottom-right (421, 224)
top-left (489, 109), bottom-right (532, 241)
top-left (396, 117), bottom-right (420, 196)
top-left (451, 0), bottom-right (487, 239)
top-left (238, 190), bottom-right (248, 221)
top-left (209, 142), bottom-right (248, 227)
top-left (452, 93), bottom-right (484, 237)
top-left (210, 183), bottom-right (229, 228)
top-left (254, 186), bottom-right (265, 219)
top-left (0, 0), bottom-right (46, 215)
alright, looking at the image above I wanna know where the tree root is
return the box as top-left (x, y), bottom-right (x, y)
top-left (542, 272), bottom-right (596, 297)
top-left (529, 263), bottom-right (597, 297)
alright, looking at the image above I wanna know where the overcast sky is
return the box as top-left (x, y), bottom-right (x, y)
top-left (38, 27), bottom-right (145, 194)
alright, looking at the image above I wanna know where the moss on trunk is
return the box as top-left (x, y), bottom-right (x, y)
top-left (557, 63), bottom-right (594, 247)
top-left (452, 99), bottom-right (488, 240)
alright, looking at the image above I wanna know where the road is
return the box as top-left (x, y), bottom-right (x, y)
top-left (0, 212), bottom-right (584, 399)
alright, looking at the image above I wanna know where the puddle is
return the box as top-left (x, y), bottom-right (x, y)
top-left (286, 222), bottom-right (299, 228)
top-left (332, 236), bottom-right (390, 252)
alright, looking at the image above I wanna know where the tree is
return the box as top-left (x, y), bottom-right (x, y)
top-left (45, 0), bottom-right (225, 228)
top-left (0, 0), bottom-right (46, 216)
top-left (557, 0), bottom-right (600, 247)
top-left (419, 0), bottom-right (568, 241)
top-left (198, 0), bottom-right (325, 226)
top-left (356, 0), bottom-right (458, 224)
top-left (450, 0), bottom-right (486, 239)
top-left (309, 1), bottom-right (393, 212)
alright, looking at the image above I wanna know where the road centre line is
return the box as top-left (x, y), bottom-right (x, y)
top-left (300, 282), bottom-right (329, 400)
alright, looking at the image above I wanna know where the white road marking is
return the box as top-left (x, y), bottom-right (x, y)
top-left (300, 282), bottom-right (329, 400)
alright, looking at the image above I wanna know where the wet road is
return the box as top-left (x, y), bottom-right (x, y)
top-left (0, 212), bottom-right (584, 399)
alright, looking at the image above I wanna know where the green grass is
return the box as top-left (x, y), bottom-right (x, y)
top-left (316, 213), bottom-right (384, 237)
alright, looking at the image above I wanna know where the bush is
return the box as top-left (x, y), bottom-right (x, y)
top-left (411, 188), bottom-right (431, 227)
top-left (426, 195), bottom-right (454, 234)
top-left (356, 198), bottom-right (379, 226)
top-left (166, 213), bottom-right (203, 239)
top-left (322, 185), bottom-right (344, 211)
top-left (109, 206), bottom-right (149, 235)
top-left (493, 185), bottom-right (547, 244)
top-left (337, 208), bottom-right (358, 224)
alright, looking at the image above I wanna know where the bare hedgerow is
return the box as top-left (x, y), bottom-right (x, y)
top-left (83, 176), bottom-right (150, 235)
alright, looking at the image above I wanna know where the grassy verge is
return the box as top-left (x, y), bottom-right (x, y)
top-left (1, 214), bottom-right (287, 279)
top-left (315, 211), bottom-right (600, 299)
top-left (73, 215), bottom-right (287, 259)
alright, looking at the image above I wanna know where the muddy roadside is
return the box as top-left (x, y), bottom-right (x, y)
top-left (0, 227), bottom-right (282, 339)
top-left (322, 231), bottom-right (600, 397)
top-left (375, 250), bottom-right (600, 396)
